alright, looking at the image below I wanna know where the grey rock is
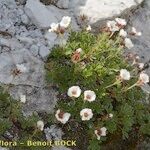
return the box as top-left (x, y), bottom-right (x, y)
top-left (21, 14), bottom-right (29, 24)
top-left (25, 0), bottom-right (58, 28)
top-left (44, 125), bottom-right (64, 140)
top-left (70, 0), bottom-right (144, 26)
top-left (3, 131), bottom-right (14, 139)
top-left (16, 36), bottom-right (35, 45)
top-left (56, 0), bottom-right (70, 9)
top-left (46, 5), bottom-right (68, 21)
top-left (0, 49), bottom-right (44, 87)
top-left (27, 29), bottom-right (43, 38)
top-left (44, 32), bottom-right (57, 48)
top-left (0, 147), bottom-right (9, 150)
top-left (17, 8), bottom-right (24, 16)
top-left (127, 0), bottom-right (150, 75)
top-left (0, 38), bottom-right (10, 47)
top-left (9, 86), bottom-right (57, 116)
top-left (15, 26), bottom-right (28, 36)
top-left (135, 0), bottom-right (143, 4)
top-left (15, 0), bottom-right (27, 5)
top-left (39, 45), bottom-right (50, 59)
top-left (16, 36), bottom-right (35, 44)
top-left (30, 45), bottom-right (39, 56)
top-left (0, 38), bottom-right (23, 50)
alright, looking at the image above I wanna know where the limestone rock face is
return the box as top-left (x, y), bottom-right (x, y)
top-left (0, 49), bottom-right (58, 115)
top-left (56, 0), bottom-right (70, 9)
top-left (0, 147), bottom-right (9, 150)
top-left (0, 49), bottom-right (44, 86)
top-left (71, 0), bottom-right (144, 24)
top-left (127, 0), bottom-right (150, 75)
top-left (9, 85), bottom-right (57, 116)
top-left (25, 0), bottom-right (58, 28)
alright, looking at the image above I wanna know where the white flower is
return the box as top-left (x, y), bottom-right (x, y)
top-left (120, 69), bottom-right (131, 80)
top-left (119, 29), bottom-right (127, 38)
top-left (16, 64), bottom-right (27, 73)
top-left (131, 27), bottom-right (142, 36)
top-left (84, 90), bottom-right (96, 102)
top-left (138, 63), bottom-right (144, 69)
top-left (49, 23), bottom-right (59, 32)
top-left (60, 16), bottom-right (71, 28)
top-left (108, 113), bottom-right (113, 118)
top-left (67, 86), bottom-right (81, 98)
top-left (135, 55), bottom-right (140, 61)
top-left (55, 109), bottom-right (71, 124)
top-left (20, 94), bottom-right (26, 103)
top-left (139, 73), bottom-right (149, 84)
top-left (107, 21), bottom-right (119, 32)
top-left (94, 127), bottom-right (107, 140)
top-left (124, 38), bottom-right (134, 49)
top-left (115, 18), bottom-right (127, 26)
top-left (80, 108), bottom-right (93, 121)
top-left (37, 120), bottom-right (44, 131)
top-left (76, 48), bottom-right (82, 53)
top-left (86, 25), bottom-right (91, 31)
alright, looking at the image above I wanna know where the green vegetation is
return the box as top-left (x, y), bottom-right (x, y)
top-left (45, 31), bottom-right (150, 150)
top-left (0, 87), bottom-right (52, 150)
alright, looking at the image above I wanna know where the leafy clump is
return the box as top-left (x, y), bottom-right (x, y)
top-left (46, 31), bottom-right (150, 149)
top-left (0, 87), bottom-right (52, 150)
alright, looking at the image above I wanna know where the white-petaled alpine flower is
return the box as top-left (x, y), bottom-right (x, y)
top-left (131, 27), bottom-right (142, 36)
top-left (124, 38), bottom-right (134, 49)
top-left (55, 109), bottom-right (71, 124)
top-left (20, 94), bottom-right (26, 103)
top-left (120, 69), bottom-right (131, 80)
top-left (80, 108), bottom-right (93, 121)
top-left (48, 23), bottom-right (59, 32)
top-left (135, 55), bottom-right (140, 60)
top-left (107, 21), bottom-right (119, 32)
top-left (115, 18), bottom-right (127, 26)
top-left (60, 16), bottom-right (71, 28)
top-left (76, 48), bottom-right (83, 53)
top-left (94, 127), bottom-right (107, 140)
top-left (37, 120), bottom-right (44, 131)
top-left (108, 113), bottom-right (114, 118)
top-left (86, 25), bottom-right (92, 31)
top-left (119, 29), bottom-right (127, 38)
top-left (16, 64), bottom-right (27, 73)
top-left (138, 63), bottom-right (144, 69)
top-left (138, 72), bottom-right (149, 85)
top-left (84, 90), bottom-right (96, 102)
top-left (67, 86), bottom-right (81, 98)
top-left (108, 113), bottom-right (113, 118)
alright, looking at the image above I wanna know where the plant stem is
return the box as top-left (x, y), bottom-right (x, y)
top-left (109, 32), bottom-right (115, 39)
top-left (105, 80), bottom-right (120, 88)
top-left (124, 83), bottom-right (137, 92)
